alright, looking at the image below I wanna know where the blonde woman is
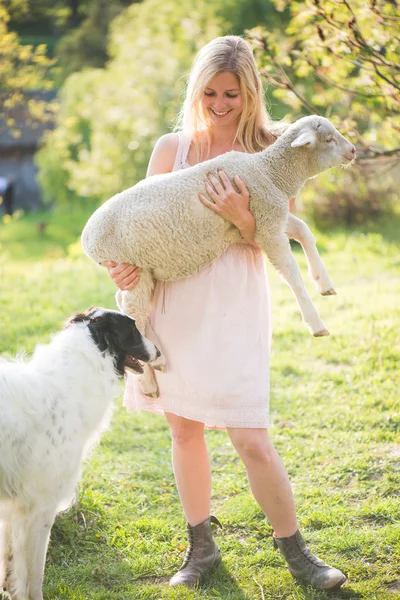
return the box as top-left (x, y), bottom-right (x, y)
top-left (105, 36), bottom-right (346, 591)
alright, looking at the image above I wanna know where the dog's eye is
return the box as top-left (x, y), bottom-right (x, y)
top-left (326, 137), bottom-right (334, 143)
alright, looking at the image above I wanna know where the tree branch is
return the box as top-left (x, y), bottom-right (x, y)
top-left (315, 1), bottom-right (400, 71)
top-left (258, 42), bottom-right (320, 115)
top-left (373, 63), bottom-right (400, 91)
top-left (309, 62), bottom-right (386, 98)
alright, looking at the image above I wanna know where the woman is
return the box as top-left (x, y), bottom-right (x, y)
top-left (105, 36), bottom-right (346, 591)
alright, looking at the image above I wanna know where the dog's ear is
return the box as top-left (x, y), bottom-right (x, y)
top-left (84, 307), bottom-right (102, 318)
top-left (64, 312), bottom-right (89, 329)
top-left (64, 307), bottom-right (103, 329)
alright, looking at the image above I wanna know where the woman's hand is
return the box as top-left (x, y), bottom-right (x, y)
top-left (103, 261), bottom-right (141, 291)
top-left (198, 171), bottom-right (258, 246)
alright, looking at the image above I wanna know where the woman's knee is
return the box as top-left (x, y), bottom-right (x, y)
top-left (165, 413), bottom-right (205, 447)
top-left (228, 428), bottom-right (275, 465)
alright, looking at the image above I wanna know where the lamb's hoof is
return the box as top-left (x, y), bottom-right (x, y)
top-left (141, 377), bottom-right (160, 398)
top-left (144, 390), bottom-right (160, 399)
top-left (314, 329), bottom-right (330, 337)
top-left (153, 364), bottom-right (167, 373)
top-left (321, 288), bottom-right (337, 296)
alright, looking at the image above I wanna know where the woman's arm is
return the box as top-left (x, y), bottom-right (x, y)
top-left (104, 134), bottom-right (179, 290)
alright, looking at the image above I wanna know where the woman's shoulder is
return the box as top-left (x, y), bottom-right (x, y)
top-left (147, 133), bottom-right (180, 176)
top-left (154, 132), bottom-right (180, 154)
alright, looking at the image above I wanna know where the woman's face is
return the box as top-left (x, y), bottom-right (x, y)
top-left (201, 71), bottom-right (243, 127)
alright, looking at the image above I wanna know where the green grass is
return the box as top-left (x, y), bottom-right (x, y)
top-left (1, 207), bottom-right (399, 599)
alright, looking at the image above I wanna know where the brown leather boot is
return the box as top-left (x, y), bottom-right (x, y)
top-left (169, 516), bottom-right (222, 587)
top-left (273, 530), bottom-right (347, 590)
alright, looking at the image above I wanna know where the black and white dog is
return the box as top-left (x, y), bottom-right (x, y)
top-left (0, 308), bottom-right (159, 600)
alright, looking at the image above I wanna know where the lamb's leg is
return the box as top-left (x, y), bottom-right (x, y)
top-left (145, 322), bottom-right (166, 372)
top-left (24, 509), bottom-right (57, 600)
top-left (286, 214), bottom-right (336, 295)
top-left (136, 364), bottom-right (160, 398)
top-left (262, 233), bottom-right (329, 336)
top-left (115, 270), bottom-right (164, 398)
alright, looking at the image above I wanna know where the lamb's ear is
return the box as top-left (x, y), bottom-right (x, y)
top-left (291, 130), bottom-right (316, 148)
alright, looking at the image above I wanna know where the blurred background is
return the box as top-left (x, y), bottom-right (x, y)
top-left (1, 0), bottom-right (399, 227)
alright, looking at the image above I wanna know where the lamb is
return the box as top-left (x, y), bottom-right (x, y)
top-left (81, 115), bottom-right (356, 397)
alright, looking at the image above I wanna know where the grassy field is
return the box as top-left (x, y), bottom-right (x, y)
top-left (0, 206), bottom-right (399, 600)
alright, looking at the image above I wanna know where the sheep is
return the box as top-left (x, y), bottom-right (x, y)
top-left (81, 115), bottom-right (356, 397)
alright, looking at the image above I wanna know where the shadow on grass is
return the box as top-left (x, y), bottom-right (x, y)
top-left (135, 562), bottom-right (255, 599)
top-left (203, 562), bottom-right (255, 599)
top-left (47, 508), bottom-right (252, 598)
top-left (294, 580), bottom-right (364, 600)
top-left (320, 213), bottom-right (400, 249)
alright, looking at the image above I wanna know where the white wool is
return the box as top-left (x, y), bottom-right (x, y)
top-left (0, 324), bottom-right (120, 599)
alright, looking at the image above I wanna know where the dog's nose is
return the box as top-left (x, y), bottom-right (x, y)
top-left (351, 145), bottom-right (356, 155)
top-left (155, 347), bottom-right (161, 359)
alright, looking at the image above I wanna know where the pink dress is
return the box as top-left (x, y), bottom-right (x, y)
top-left (123, 133), bottom-right (272, 429)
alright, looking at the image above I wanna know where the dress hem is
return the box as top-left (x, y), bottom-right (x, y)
top-left (123, 398), bottom-right (270, 430)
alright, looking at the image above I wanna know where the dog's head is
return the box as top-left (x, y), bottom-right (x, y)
top-left (65, 307), bottom-right (159, 376)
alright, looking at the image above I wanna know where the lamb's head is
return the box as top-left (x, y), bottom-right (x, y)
top-left (288, 116), bottom-right (356, 177)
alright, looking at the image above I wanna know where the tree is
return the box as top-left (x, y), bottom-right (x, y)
top-left (244, 0), bottom-right (399, 224)
top-left (36, 0), bottom-right (224, 205)
top-left (54, 0), bottom-right (140, 81)
top-left (0, 0), bottom-right (56, 136)
top-left (247, 0), bottom-right (400, 161)
top-left (37, 0), bottom-right (283, 206)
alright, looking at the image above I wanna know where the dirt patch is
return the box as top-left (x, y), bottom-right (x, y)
top-left (388, 581), bottom-right (400, 594)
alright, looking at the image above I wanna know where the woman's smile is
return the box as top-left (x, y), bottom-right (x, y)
top-left (202, 71), bottom-right (243, 125)
top-left (210, 108), bottom-right (233, 118)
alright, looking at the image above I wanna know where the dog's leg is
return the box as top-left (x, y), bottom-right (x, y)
top-left (0, 518), bottom-right (13, 594)
top-left (24, 509), bottom-right (57, 600)
top-left (7, 508), bottom-right (29, 600)
top-left (261, 232), bottom-right (329, 336)
top-left (286, 214), bottom-right (336, 295)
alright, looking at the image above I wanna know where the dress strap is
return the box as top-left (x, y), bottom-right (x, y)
top-left (172, 132), bottom-right (192, 171)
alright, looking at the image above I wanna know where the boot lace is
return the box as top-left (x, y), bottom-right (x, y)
top-left (181, 527), bottom-right (195, 569)
top-left (180, 516), bottom-right (222, 570)
top-left (295, 538), bottom-right (323, 567)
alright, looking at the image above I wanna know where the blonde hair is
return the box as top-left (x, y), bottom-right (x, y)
top-left (176, 35), bottom-right (276, 159)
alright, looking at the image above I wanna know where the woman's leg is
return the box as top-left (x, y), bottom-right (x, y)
top-left (227, 427), bottom-right (297, 537)
top-left (164, 413), bottom-right (211, 526)
top-left (227, 427), bottom-right (346, 590)
top-left (165, 413), bottom-right (221, 588)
